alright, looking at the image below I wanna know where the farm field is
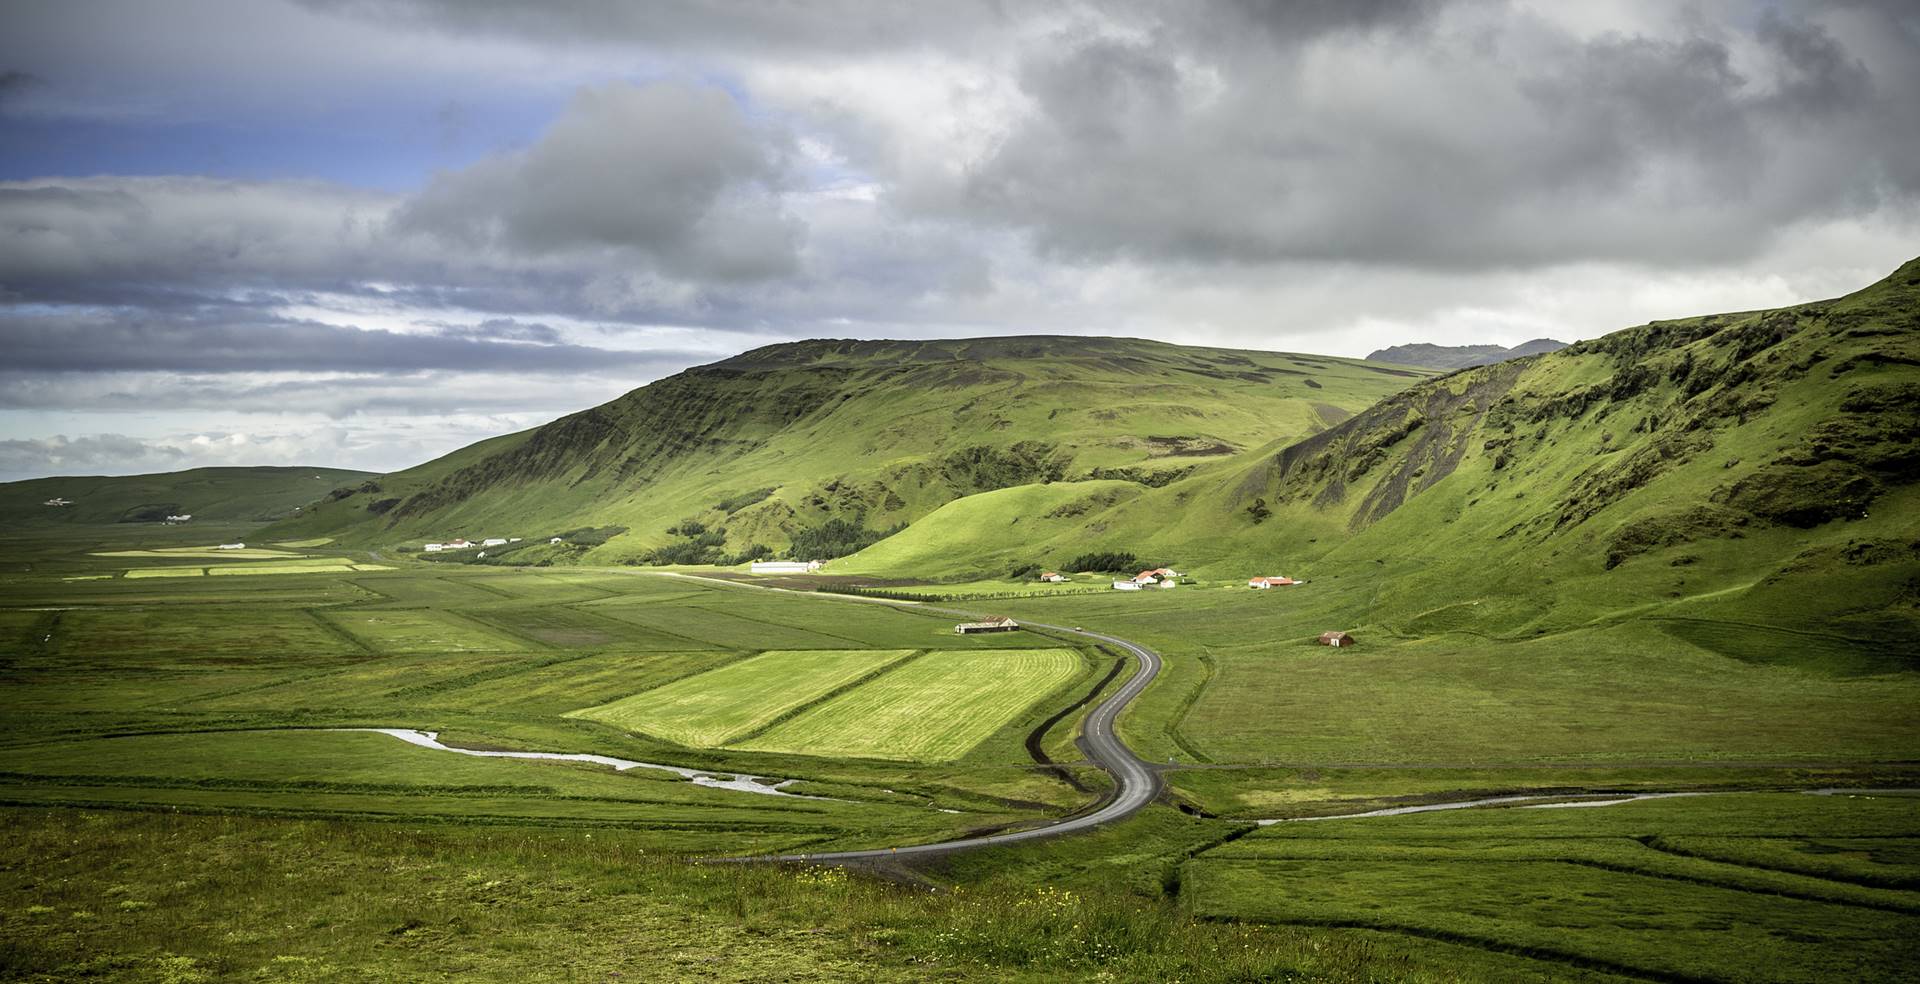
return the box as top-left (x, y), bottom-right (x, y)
top-left (1184, 792), bottom-right (1920, 983)
top-left (736, 649), bottom-right (1084, 762)
top-left (569, 648), bottom-right (917, 746)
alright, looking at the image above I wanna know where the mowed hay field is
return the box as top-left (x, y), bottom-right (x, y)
top-left (735, 649), bottom-right (1083, 762)
top-left (567, 648), bottom-right (917, 746)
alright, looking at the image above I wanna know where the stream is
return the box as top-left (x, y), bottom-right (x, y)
top-left (340, 728), bottom-right (835, 800)
top-left (1258, 787), bottom-right (1919, 824)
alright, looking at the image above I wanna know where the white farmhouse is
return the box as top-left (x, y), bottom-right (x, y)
top-left (424, 543), bottom-right (445, 552)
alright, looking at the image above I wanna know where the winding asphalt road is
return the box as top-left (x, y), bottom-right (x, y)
top-left (654, 574), bottom-right (1165, 862)
top-left (767, 622), bottom-right (1163, 863)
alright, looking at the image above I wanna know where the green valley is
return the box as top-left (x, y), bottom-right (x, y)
top-left (2, 260), bottom-right (1917, 982)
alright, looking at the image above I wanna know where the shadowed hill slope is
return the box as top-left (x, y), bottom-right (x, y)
top-left (0, 466), bottom-right (375, 527)
top-left (264, 336), bottom-right (1434, 561)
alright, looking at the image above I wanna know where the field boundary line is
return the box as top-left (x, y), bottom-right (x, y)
top-left (386, 652), bottom-right (596, 702)
top-left (1557, 856), bottom-right (1920, 914)
top-left (1639, 834), bottom-right (1920, 893)
top-left (724, 649), bottom-right (928, 746)
top-left (459, 576), bottom-right (517, 599)
top-left (1165, 647), bottom-right (1218, 765)
top-left (1204, 913), bottom-right (1705, 984)
top-left (683, 601), bottom-right (878, 648)
top-left (531, 571), bottom-right (621, 600)
top-left (304, 606), bottom-right (376, 655)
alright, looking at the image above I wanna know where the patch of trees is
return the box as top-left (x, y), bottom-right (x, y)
top-left (116, 503), bottom-right (182, 524)
top-left (939, 441), bottom-right (1069, 494)
top-left (1245, 497), bottom-right (1271, 524)
top-left (713, 487), bottom-right (776, 514)
top-left (1065, 551), bottom-right (1140, 573)
top-left (1084, 465), bottom-right (1195, 488)
top-left (787, 518), bottom-right (907, 560)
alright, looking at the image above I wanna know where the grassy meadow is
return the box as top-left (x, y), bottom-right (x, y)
top-left (3, 518), bottom-right (1916, 981)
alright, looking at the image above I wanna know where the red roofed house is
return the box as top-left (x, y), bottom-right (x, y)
top-left (1248, 576), bottom-right (1298, 589)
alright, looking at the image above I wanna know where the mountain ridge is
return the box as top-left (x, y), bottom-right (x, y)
top-left (1367, 338), bottom-right (1569, 369)
top-left (262, 336), bottom-right (1434, 562)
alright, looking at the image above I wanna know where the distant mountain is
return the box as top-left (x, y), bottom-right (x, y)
top-left (0, 466), bottom-right (376, 527)
top-left (1367, 338), bottom-right (1569, 369)
top-left (263, 337), bottom-right (1435, 561)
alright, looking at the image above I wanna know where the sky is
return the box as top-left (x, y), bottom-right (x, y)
top-left (2, 0), bottom-right (1917, 481)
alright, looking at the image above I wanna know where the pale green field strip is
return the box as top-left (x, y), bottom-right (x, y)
top-left (568, 649), bottom-right (916, 747)
top-left (733, 648), bottom-right (1082, 763)
top-left (272, 537), bottom-right (335, 547)
top-left (209, 562), bottom-right (391, 576)
top-left (93, 547), bottom-right (301, 559)
top-left (123, 559), bottom-right (390, 578)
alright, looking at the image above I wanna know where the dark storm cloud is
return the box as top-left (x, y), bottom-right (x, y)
top-left (395, 82), bottom-right (800, 280)
top-left (0, 69), bottom-right (39, 104)
top-left (0, 307), bottom-right (686, 374)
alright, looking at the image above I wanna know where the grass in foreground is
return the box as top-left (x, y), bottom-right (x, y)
top-left (0, 807), bottom-right (1606, 984)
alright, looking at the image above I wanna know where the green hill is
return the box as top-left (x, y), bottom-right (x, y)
top-left (846, 257), bottom-right (1920, 653)
top-left (0, 466), bottom-right (376, 527)
top-left (263, 337), bottom-right (1434, 561)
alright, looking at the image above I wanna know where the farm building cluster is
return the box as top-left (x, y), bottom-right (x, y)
top-left (163, 513), bottom-right (193, 524)
top-left (42, 497), bottom-right (71, 507)
top-left (1113, 567), bottom-right (1180, 591)
top-left (423, 537), bottom-right (519, 553)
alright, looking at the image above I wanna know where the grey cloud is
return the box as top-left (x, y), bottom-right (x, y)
top-left (0, 433), bottom-right (189, 481)
top-left (0, 307), bottom-right (697, 374)
top-left (421, 318), bottom-right (565, 345)
top-left (0, 365), bottom-right (678, 420)
top-left (303, 0), bottom-right (1010, 54)
top-left (397, 82), bottom-right (800, 281)
top-left (946, 4), bottom-right (1920, 270)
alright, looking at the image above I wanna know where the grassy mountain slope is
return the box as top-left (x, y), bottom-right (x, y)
top-left (845, 258), bottom-right (1920, 649)
top-left (265, 337), bottom-right (1433, 560)
top-left (0, 466), bottom-right (375, 527)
